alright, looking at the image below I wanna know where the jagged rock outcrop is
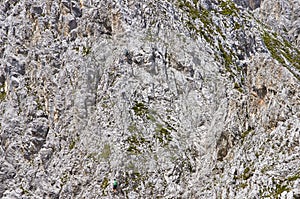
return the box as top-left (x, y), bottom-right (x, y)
top-left (236, 0), bottom-right (300, 48)
top-left (259, 0), bottom-right (300, 47)
top-left (0, 0), bottom-right (299, 198)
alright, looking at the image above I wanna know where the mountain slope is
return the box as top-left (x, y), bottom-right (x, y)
top-left (0, 0), bottom-right (299, 198)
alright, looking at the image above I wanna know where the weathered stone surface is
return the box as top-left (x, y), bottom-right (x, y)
top-left (257, 0), bottom-right (300, 47)
top-left (0, 0), bottom-right (299, 198)
top-left (233, 0), bottom-right (263, 10)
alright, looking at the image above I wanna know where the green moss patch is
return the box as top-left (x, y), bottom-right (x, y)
top-left (60, 173), bottom-right (69, 185)
top-left (259, 175), bottom-right (296, 198)
top-left (0, 91), bottom-right (6, 101)
top-left (176, 0), bottom-right (242, 74)
top-left (239, 183), bottom-right (248, 189)
top-left (20, 186), bottom-right (30, 195)
top-left (87, 152), bottom-right (98, 161)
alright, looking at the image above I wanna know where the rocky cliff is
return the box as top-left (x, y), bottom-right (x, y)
top-left (0, 0), bottom-right (299, 198)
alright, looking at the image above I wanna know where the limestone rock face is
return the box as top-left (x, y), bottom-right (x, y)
top-left (233, 0), bottom-right (300, 48)
top-left (0, 0), bottom-right (299, 198)
top-left (258, 0), bottom-right (300, 45)
top-left (235, 0), bottom-right (300, 48)
top-left (233, 0), bottom-right (263, 10)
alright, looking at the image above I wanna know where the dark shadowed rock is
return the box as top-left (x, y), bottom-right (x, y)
top-left (31, 6), bottom-right (43, 15)
top-left (68, 19), bottom-right (77, 31)
top-left (0, 74), bottom-right (5, 85)
top-left (72, 6), bottom-right (82, 18)
top-left (30, 118), bottom-right (49, 139)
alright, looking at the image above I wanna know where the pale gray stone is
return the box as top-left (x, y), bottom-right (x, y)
top-left (0, 0), bottom-right (299, 198)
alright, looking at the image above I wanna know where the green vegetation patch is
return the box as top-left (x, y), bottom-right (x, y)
top-left (261, 164), bottom-right (273, 174)
top-left (60, 173), bottom-right (69, 185)
top-left (0, 91), bottom-right (6, 101)
top-left (0, 84), bottom-right (6, 101)
top-left (262, 31), bottom-right (300, 80)
top-left (242, 167), bottom-right (253, 180)
top-left (100, 144), bottom-right (111, 159)
top-left (20, 186), bottom-right (30, 195)
top-left (82, 46), bottom-right (91, 56)
top-left (128, 124), bottom-right (138, 133)
top-left (234, 82), bottom-right (243, 93)
top-left (101, 177), bottom-right (109, 195)
top-left (176, 0), bottom-right (241, 73)
top-left (241, 128), bottom-right (253, 139)
top-left (132, 101), bottom-right (148, 117)
top-left (239, 183), bottom-right (248, 189)
top-left (287, 172), bottom-right (300, 181)
top-left (123, 171), bottom-right (147, 191)
top-left (146, 114), bottom-right (156, 122)
top-left (259, 174), bottom-right (297, 198)
top-left (262, 32), bottom-right (285, 64)
top-left (126, 134), bottom-right (150, 154)
top-left (69, 139), bottom-right (76, 150)
top-left (219, 0), bottom-right (239, 16)
top-left (235, 166), bottom-right (254, 181)
top-left (177, 0), bottom-right (214, 44)
top-left (101, 177), bottom-right (109, 189)
top-left (234, 21), bottom-right (242, 30)
top-left (219, 41), bottom-right (234, 70)
top-left (154, 124), bottom-right (172, 145)
top-left (36, 98), bottom-right (44, 110)
top-left (87, 152), bottom-right (98, 161)
top-left (274, 184), bottom-right (290, 198)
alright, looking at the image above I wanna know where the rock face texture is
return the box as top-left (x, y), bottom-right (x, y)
top-left (0, 0), bottom-right (299, 198)
top-left (233, 0), bottom-right (263, 10)
top-left (257, 0), bottom-right (300, 48)
top-left (236, 0), bottom-right (300, 48)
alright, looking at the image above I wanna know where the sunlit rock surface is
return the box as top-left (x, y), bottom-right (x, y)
top-left (236, 0), bottom-right (300, 48)
top-left (0, 0), bottom-right (299, 198)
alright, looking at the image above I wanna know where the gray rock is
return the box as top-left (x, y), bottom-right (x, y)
top-left (72, 5), bottom-right (82, 18)
top-left (0, 161), bottom-right (15, 197)
top-left (68, 18), bottom-right (77, 31)
top-left (0, 74), bottom-right (5, 85)
top-left (0, 0), bottom-right (299, 198)
top-left (233, 0), bottom-right (262, 10)
top-left (31, 6), bottom-right (43, 15)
